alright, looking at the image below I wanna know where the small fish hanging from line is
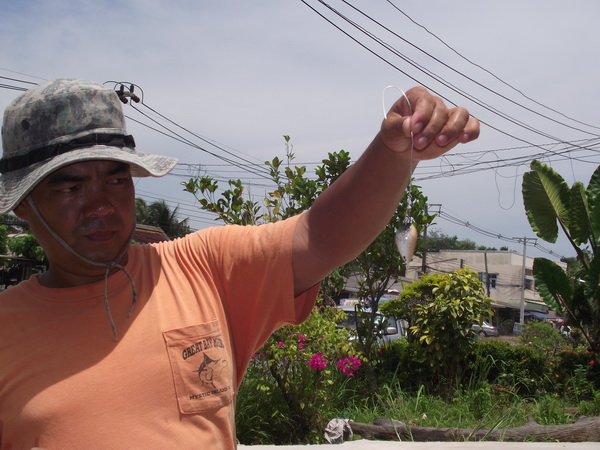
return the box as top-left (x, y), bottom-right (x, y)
top-left (396, 219), bottom-right (418, 264)
top-left (382, 85), bottom-right (418, 265)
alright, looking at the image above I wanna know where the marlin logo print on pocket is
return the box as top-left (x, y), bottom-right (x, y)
top-left (194, 352), bottom-right (228, 389)
top-left (164, 321), bottom-right (234, 414)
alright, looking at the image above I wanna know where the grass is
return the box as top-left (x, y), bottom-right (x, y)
top-left (326, 382), bottom-right (585, 443)
top-left (237, 357), bottom-right (599, 445)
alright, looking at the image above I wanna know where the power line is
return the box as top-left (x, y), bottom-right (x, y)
top-left (383, 0), bottom-right (600, 132)
top-left (340, 0), bottom-right (600, 137)
top-left (299, 0), bottom-right (600, 160)
top-left (434, 209), bottom-right (567, 260)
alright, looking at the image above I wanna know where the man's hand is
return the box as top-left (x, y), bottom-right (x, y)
top-left (293, 86), bottom-right (480, 296)
top-left (379, 86), bottom-right (480, 161)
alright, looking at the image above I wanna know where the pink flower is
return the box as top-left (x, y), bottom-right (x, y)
top-left (337, 356), bottom-right (362, 377)
top-left (297, 333), bottom-right (307, 342)
top-left (309, 353), bottom-right (328, 371)
top-left (278, 342), bottom-right (285, 348)
top-left (298, 343), bottom-right (304, 349)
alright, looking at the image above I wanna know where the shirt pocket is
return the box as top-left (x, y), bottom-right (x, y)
top-left (163, 320), bottom-right (234, 414)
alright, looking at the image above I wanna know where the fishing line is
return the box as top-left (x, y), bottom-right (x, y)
top-left (382, 85), bottom-right (418, 264)
top-left (382, 85), bottom-right (414, 215)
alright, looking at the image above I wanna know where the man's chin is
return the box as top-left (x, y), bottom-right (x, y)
top-left (78, 244), bottom-right (130, 267)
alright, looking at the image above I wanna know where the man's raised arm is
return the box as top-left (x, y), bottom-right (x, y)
top-left (292, 87), bottom-right (480, 296)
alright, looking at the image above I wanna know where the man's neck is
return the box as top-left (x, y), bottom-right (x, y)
top-left (38, 253), bottom-right (130, 288)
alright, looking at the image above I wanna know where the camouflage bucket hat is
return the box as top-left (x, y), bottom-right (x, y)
top-left (0, 78), bottom-right (178, 213)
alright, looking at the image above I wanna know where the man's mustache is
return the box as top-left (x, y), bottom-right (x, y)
top-left (77, 217), bottom-right (123, 235)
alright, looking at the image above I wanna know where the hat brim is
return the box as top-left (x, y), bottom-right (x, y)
top-left (0, 145), bottom-right (178, 213)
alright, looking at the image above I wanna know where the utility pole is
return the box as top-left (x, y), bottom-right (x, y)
top-left (484, 252), bottom-right (490, 297)
top-left (422, 203), bottom-right (441, 275)
top-left (512, 236), bottom-right (537, 328)
top-left (421, 204), bottom-right (428, 274)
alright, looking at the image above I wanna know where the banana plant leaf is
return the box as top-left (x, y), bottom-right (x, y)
top-left (588, 166), bottom-right (600, 246)
top-left (522, 160), bottom-right (570, 243)
top-left (587, 164), bottom-right (600, 199)
top-left (569, 181), bottom-right (591, 246)
top-left (533, 257), bottom-right (573, 315)
top-left (584, 251), bottom-right (600, 302)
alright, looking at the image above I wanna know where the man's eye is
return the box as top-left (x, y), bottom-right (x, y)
top-left (59, 184), bottom-right (80, 193)
top-left (108, 177), bottom-right (128, 185)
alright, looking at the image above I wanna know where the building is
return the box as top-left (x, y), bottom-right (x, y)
top-left (132, 224), bottom-right (170, 244)
top-left (405, 250), bottom-right (567, 334)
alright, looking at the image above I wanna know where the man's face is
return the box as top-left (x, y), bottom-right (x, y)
top-left (15, 160), bottom-right (136, 278)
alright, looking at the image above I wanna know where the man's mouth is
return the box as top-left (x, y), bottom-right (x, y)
top-left (85, 230), bottom-right (116, 242)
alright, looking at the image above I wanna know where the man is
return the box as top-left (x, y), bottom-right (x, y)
top-left (0, 79), bottom-right (478, 448)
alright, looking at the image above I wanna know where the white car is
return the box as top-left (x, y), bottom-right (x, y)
top-left (337, 305), bottom-right (407, 344)
top-left (472, 321), bottom-right (499, 338)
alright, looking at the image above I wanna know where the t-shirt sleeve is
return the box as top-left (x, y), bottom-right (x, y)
top-left (190, 214), bottom-right (320, 368)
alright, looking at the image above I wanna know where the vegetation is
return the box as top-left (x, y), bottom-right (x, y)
top-left (183, 136), bottom-right (435, 385)
top-left (135, 198), bottom-right (191, 239)
top-left (7, 232), bottom-right (46, 263)
top-left (522, 160), bottom-right (600, 348)
top-left (181, 141), bottom-right (600, 444)
top-left (0, 224), bottom-right (8, 255)
top-left (237, 313), bottom-right (600, 445)
top-left (424, 230), bottom-right (507, 252)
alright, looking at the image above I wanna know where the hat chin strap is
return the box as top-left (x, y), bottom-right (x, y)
top-left (26, 195), bottom-right (137, 340)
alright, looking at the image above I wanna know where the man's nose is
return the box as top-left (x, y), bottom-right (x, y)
top-left (83, 191), bottom-right (115, 218)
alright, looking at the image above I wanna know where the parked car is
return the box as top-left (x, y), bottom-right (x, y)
top-left (472, 321), bottom-right (499, 338)
top-left (337, 304), bottom-right (407, 344)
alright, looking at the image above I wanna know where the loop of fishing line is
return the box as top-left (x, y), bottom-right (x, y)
top-left (382, 85), bottom-right (414, 220)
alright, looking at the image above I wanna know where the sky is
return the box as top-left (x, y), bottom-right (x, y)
top-left (1, 0), bottom-right (599, 262)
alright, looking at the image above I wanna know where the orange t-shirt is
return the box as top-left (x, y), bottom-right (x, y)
top-left (0, 215), bottom-right (319, 449)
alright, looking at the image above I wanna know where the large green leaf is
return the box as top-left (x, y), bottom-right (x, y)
top-left (587, 164), bottom-right (600, 199)
top-left (588, 166), bottom-right (600, 246)
top-left (523, 161), bottom-right (570, 243)
top-left (533, 257), bottom-right (572, 314)
top-left (569, 181), bottom-right (591, 246)
top-left (584, 251), bottom-right (600, 302)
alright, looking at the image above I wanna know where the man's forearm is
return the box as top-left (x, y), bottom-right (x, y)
top-left (293, 132), bottom-right (416, 295)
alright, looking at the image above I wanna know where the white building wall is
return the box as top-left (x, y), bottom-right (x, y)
top-left (406, 250), bottom-right (566, 310)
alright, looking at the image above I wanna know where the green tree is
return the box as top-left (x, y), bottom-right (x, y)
top-left (424, 229), bottom-right (498, 252)
top-left (0, 213), bottom-right (29, 255)
top-left (135, 198), bottom-right (191, 239)
top-left (7, 232), bottom-right (46, 263)
top-left (380, 272), bottom-right (447, 343)
top-left (0, 225), bottom-right (8, 255)
top-left (383, 268), bottom-right (492, 393)
top-left (522, 160), bottom-right (600, 349)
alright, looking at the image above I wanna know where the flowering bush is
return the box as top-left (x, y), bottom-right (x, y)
top-left (309, 353), bottom-right (328, 371)
top-left (337, 355), bottom-right (362, 377)
top-left (238, 302), bottom-right (362, 444)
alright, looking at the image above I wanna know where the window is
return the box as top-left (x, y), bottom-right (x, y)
top-left (478, 273), bottom-right (497, 289)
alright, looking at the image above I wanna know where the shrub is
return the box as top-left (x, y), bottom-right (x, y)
top-left (552, 349), bottom-right (600, 400)
top-left (236, 303), bottom-right (363, 445)
top-left (373, 339), bottom-right (431, 392)
top-left (467, 340), bottom-right (548, 396)
top-left (520, 320), bottom-right (566, 357)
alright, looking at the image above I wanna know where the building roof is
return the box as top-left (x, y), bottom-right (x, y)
top-left (133, 224), bottom-right (170, 244)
